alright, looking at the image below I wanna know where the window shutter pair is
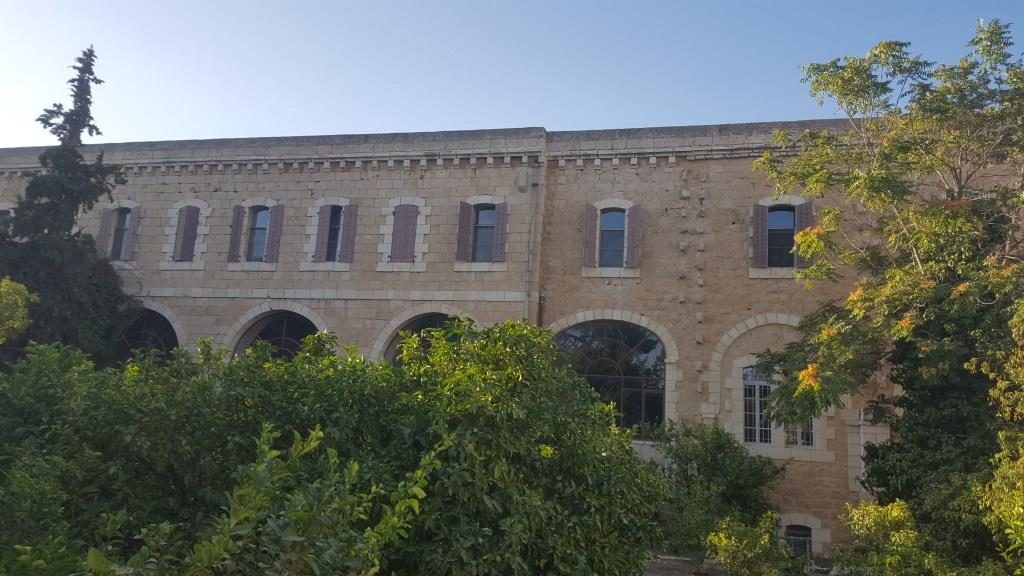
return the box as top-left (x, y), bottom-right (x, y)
top-left (96, 207), bottom-right (140, 260)
top-left (173, 205), bottom-right (201, 262)
top-left (389, 204), bottom-right (419, 263)
top-left (312, 204), bottom-right (359, 263)
top-left (455, 201), bottom-right (509, 262)
top-left (228, 204), bottom-right (285, 263)
top-left (751, 201), bottom-right (813, 269)
top-left (582, 203), bottom-right (642, 268)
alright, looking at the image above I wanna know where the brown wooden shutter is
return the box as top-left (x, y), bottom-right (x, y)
top-left (794, 200), bottom-right (814, 268)
top-left (121, 208), bottom-right (141, 261)
top-left (228, 205), bottom-right (245, 262)
top-left (752, 203), bottom-right (769, 268)
top-left (493, 202), bottom-right (509, 262)
top-left (338, 204), bottom-right (358, 263)
top-left (312, 205), bottom-right (332, 262)
top-left (455, 201), bottom-right (473, 262)
top-left (625, 204), bottom-right (642, 268)
top-left (583, 204), bottom-right (598, 268)
top-left (96, 208), bottom-right (114, 257)
top-left (264, 204), bottom-right (285, 263)
top-left (174, 205), bottom-right (200, 262)
top-left (390, 204), bottom-right (419, 263)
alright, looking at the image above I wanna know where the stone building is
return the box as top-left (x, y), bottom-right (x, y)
top-left (0, 120), bottom-right (890, 554)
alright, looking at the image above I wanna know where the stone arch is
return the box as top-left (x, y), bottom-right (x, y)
top-left (221, 301), bottom-right (329, 353)
top-left (138, 298), bottom-right (187, 349)
top-left (700, 313), bottom-right (801, 422)
top-left (547, 309), bottom-right (680, 422)
top-left (115, 304), bottom-right (182, 363)
top-left (369, 303), bottom-right (477, 361)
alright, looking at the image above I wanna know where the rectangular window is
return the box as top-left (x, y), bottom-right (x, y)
top-left (743, 367), bottom-right (772, 444)
top-left (472, 205), bottom-right (496, 262)
top-left (785, 525), bottom-right (813, 556)
top-left (325, 205), bottom-right (344, 262)
top-left (767, 206), bottom-right (796, 267)
top-left (785, 421), bottom-right (814, 447)
top-left (247, 206), bottom-right (270, 262)
top-left (111, 208), bottom-right (132, 261)
top-left (599, 208), bottom-right (625, 267)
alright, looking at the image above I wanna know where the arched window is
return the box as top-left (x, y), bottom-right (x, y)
top-left (767, 206), bottom-right (795, 267)
top-left (384, 313), bottom-right (450, 364)
top-left (555, 320), bottom-right (665, 428)
top-left (599, 208), bottom-right (626, 267)
top-left (116, 309), bottom-right (179, 363)
top-left (236, 311), bottom-right (318, 358)
top-left (247, 206), bottom-right (271, 262)
top-left (784, 524), bottom-right (813, 556)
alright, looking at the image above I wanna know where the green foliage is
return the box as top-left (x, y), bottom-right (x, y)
top-left (705, 514), bottom-right (802, 576)
top-left (981, 432), bottom-right (1024, 573)
top-left (0, 278), bottom-right (35, 345)
top-left (0, 47), bottom-right (135, 365)
top-left (655, 421), bottom-right (783, 555)
top-left (0, 320), bottom-right (666, 575)
top-left (754, 21), bottom-right (1024, 569)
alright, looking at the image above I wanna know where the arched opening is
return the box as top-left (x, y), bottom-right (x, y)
top-left (555, 320), bottom-right (665, 428)
top-left (784, 524), bottom-right (813, 556)
top-left (116, 309), bottom-right (180, 363)
top-left (235, 311), bottom-right (318, 359)
top-left (384, 313), bottom-right (450, 364)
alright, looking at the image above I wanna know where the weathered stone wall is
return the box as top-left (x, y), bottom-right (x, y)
top-left (0, 120), bottom-right (883, 551)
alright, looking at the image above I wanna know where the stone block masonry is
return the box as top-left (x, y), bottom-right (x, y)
top-left (0, 119), bottom-right (881, 553)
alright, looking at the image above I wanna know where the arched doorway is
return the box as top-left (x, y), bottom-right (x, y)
top-left (383, 313), bottom-right (450, 364)
top-left (555, 320), bottom-right (666, 428)
top-left (234, 311), bottom-right (318, 359)
top-left (116, 309), bottom-right (180, 363)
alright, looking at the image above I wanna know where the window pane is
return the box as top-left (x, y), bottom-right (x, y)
top-left (248, 230), bottom-right (267, 262)
top-left (111, 208), bottom-right (131, 261)
top-left (600, 209), bottom-right (625, 230)
top-left (472, 226), bottom-right (494, 262)
top-left (599, 229), bottom-right (625, 267)
top-left (767, 207), bottom-right (795, 229)
top-left (326, 206), bottom-right (343, 261)
top-left (475, 206), bottom-right (496, 226)
top-left (767, 229), bottom-right (795, 267)
top-left (253, 207), bottom-right (270, 228)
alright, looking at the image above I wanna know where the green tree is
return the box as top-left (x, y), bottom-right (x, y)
top-left (0, 47), bottom-right (136, 364)
top-left (0, 278), bottom-right (35, 345)
top-left (706, 514), bottom-right (802, 576)
top-left (656, 421), bottom-right (783, 555)
top-left (0, 321), bottom-right (666, 575)
top-left (753, 20), bottom-right (1024, 567)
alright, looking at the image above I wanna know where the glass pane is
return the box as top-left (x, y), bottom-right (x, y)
top-left (621, 389), bottom-right (643, 427)
top-left (767, 207), bottom-right (794, 229)
top-left (644, 391), bottom-right (664, 425)
top-left (767, 229), bottom-right (795, 267)
top-left (248, 229), bottom-right (267, 262)
top-left (600, 209), bottom-right (625, 230)
top-left (475, 206), bottom-right (496, 226)
top-left (253, 207), bottom-right (270, 228)
top-left (472, 226), bottom-right (494, 262)
top-left (326, 206), bottom-right (343, 261)
top-left (599, 230), bottom-right (624, 267)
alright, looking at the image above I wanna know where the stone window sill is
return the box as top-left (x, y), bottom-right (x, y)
top-left (228, 262), bottom-right (277, 272)
top-left (582, 267), bottom-right (640, 278)
top-left (743, 442), bottom-right (834, 463)
top-left (455, 261), bottom-right (508, 272)
top-left (299, 262), bottom-right (352, 272)
top-left (160, 261), bottom-right (205, 271)
top-left (377, 262), bottom-right (426, 272)
top-left (111, 260), bottom-right (138, 271)
top-left (748, 267), bottom-right (796, 279)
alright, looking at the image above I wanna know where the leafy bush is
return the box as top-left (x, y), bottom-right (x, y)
top-left (656, 421), bottom-right (783, 554)
top-left (706, 514), bottom-right (802, 576)
top-left (0, 320), bottom-right (666, 575)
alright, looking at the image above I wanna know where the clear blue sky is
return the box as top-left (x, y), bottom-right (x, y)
top-left (1, 0), bottom-right (1021, 147)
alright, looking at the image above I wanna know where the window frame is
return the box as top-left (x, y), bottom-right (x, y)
top-left (471, 203), bottom-right (497, 263)
top-left (743, 367), bottom-right (774, 444)
top-left (598, 207), bottom-right (626, 268)
top-left (247, 205), bottom-right (271, 263)
top-left (325, 205), bottom-right (344, 262)
top-left (766, 205), bottom-right (796, 268)
top-left (784, 525), bottom-right (813, 557)
top-left (110, 207), bottom-right (132, 261)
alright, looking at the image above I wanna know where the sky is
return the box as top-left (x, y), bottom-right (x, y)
top-left (1, 0), bottom-right (1022, 148)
